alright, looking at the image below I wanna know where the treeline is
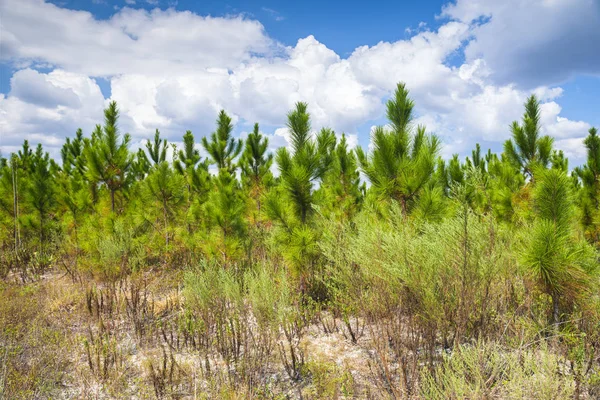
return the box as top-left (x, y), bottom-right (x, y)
top-left (1, 82), bottom-right (600, 397)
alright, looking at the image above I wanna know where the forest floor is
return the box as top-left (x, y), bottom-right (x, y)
top-left (0, 269), bottom-right (391, 399)
top-left (0, 268), bottom-right (594, 399)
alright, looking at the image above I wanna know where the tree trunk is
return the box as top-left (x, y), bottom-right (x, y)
top-left (552, 293), bottom-right (560, 331)
top-left (39, 212), bottom-right (44, 257)
top-left (110, 189), bottom-right (116, 213)
top-left (397, 194), bottom-right (407, 216)
top-left (12, 163), bottom-right (19, 253)
top-left (163, 198), bottom-right (169, 248)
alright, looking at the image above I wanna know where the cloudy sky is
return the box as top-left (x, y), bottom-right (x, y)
top-left (1, 0), bottom-right (599, 165)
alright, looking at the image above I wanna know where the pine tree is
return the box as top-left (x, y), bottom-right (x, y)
top-left (356, 82), bottom-right (440, 214)
top-left (206, 171), bottom-right (247, 241)
top-left (264, 103), bottom-right (336, 288)
top-left (132, 148), bottom-right (151, 179)
top-left (61, 128), bottom-right (86, 176)
top-left (58, 130), bottom-right (92, 258)
top-left (0, 154), bottom-right (24, 253)
top-left (145, 129), bottom-right (168, 166)
top-left (504, 95), bottom-right (554, 178)
top-left (574, 127), bottom-right (600, 241)
top-left (467, 143), bottom-right (487, 174)
top-left (202, 110), bottom-right (242, 175)
top-left (318, 134), bottom-right (362, 220)
top-left (175, 130), bottom-right (201, 175)
top-left (240, 123), bottom-right (273, 215)
top-left (143, 161), bottom-right (186, 248)
top-left (486, 153), bottom-right (525, 222)
top-left (524, 168), bottom-right (595, 329)
top-left (274, 102), bottom-right (335, 224)
top-left (175, 130), bottom-right (210, 200)
top-left (17, 140), bottom-right (33, 173)
top-left (85, 101), bottom-right (133, 212)
top-left (174, 130), bottom-right (210, 231)
top-left (27, 144), bottom-right (57, 255)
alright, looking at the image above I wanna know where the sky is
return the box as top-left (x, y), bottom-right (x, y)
top-left (1, 0), bottom-right (599, 166)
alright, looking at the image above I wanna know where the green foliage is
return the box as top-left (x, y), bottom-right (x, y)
top-left (274, 103), bottom-right (335, 224)
top-left (201, 110), bottom-right (242, 174)
top-left (240, 123), bottom-right (273, 188)
top-left (61, 128), bottom-right (86, 176)
top-left (356, 82), bottom-right (440, 214)
top-left (240, 123), bottom-right (273, 218)
top-left (317, 133), bottom-right (363, 220)
top-left (145, 129), bottom-right (168, 166)
top-left (174, 130), bottom-right (211, 213)
top-left (574, 127), bottom-right (600, 241)
top-left (523, 168), bottom-right (597, 327)
top-left (141, 162), bottom-right (186, 248)
top-left (504, 95), bottom-right (554, 177)
top-left (25, 144), bottom-right (58, 255)
top-left (205, 171), bottom-right (246, 241)
top-left (84, 101), bottom-right (133, 212)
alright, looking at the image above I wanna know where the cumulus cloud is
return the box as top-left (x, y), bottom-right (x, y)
top-left (10, 69), bottom-right (81, 108)
top-left (442, 0), bottom-right (600, 87)
top-left (0, 0), bottom-right (276, 76)
top-left (0, 0), bottom-right (596, 167)
top-left (0, 70), bottom-right (105, 158)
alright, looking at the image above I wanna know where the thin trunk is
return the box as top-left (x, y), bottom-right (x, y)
top-left (39, 211), bottom-right (44, 257)
top-left (74, 218), bottom-right (80, 280)
top-left (110, 189), bottom-right (116, 213)
top-left (12, 163), bottom-right (19, 253)
top-left (163, 197), bottom-right (169, 248)
top-left (552, 293), bottom-right (560, 331)
top-left (456, 205), bottom-right (469, 347)
top-left (186, 183), bottom-right (192, 234)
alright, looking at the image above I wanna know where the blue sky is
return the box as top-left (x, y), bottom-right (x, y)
top-left (1, 0), bottom-right (599, 165)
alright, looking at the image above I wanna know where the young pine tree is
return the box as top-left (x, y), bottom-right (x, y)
top-left (202, 113), bottom-right (247, 257)
top-left (175, 130), bottom-right (210, 200)
top-left (143, 161), bottom-right (186, 248)
top-left (504, 95), bottom-right (554, 178)
top-left (523, 168), bottom-right (597, 329)
top-left (206, 171), bottom-right (247, 242)
top-left (58, 130), bottom-right (92, 258)
top-left (266, 103), bottom-right (336, 289)
top-left (272, 103), bottom-right (336, 225)
top-left (240, 123), bottom-right (273, 216)
top-left (317, 133), bottom-right (363, 220)
top-left (145, 129), bottom-right (168, 166)
top-left (356, 82), bottom-right (440, 215)
top-left (574, 127), bottom-right (600, 241)
top-left (202, 110), bottom-right (242, 175)
top-left (17, 140), bottom-right (33, 173)
top-left (26, 144), bottom-right (58, 256)
top-left (0, 154), bottom-right (25, 253)
top-left (174, 131), bottom-right (210, 232)
top-left (61, 128), bottom-right (86, 177)
top-left (85, 101), bottom-right (133, 212)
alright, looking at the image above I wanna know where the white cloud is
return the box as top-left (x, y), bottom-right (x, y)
top-left (555, 138), bottom-right (588, 163)
top-left (10, 69), bottom-right (81, 108)
top-left (0, 0), bottom-right (276, 76)
top-left (0, 0), bottom-right (596, 167)
top-left (0, 70), bottom-right (105, 157)
top-left (540, 102), bottom-right (591, 140)
top-left (442, 0), bottom-right (600, 87)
